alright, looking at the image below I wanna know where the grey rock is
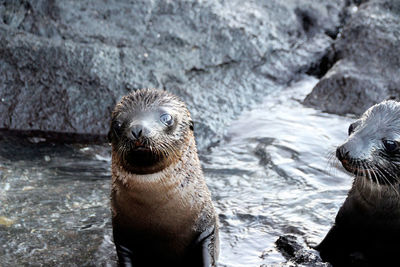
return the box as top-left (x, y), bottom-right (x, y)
top-left (276, 234), bottom-right (326, 266)
top-left (305, 0), bottom-right (400, 115)
top-left (0, 0), bottom-right (346, 150)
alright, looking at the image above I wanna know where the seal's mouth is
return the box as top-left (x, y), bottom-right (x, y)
top-left (339, 158), bottom-right (400, 185)
top-left (119, 143), bottom-right (173, 175)
top-left (123, 148), bottom-right (160, 169)
top-left (340, 159), bottom-right (371, 176)
top-left (130, 140), bottom-right (151, 152)
top-left (132, 145), bottom-right (150, 152)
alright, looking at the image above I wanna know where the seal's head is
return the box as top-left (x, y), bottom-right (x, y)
top-left (336, 100), bottom-right (400, 185)
top-left (108, 89), bottom-right (194, 174)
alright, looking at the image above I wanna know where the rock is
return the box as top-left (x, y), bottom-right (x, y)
top-left (0, 0), bottom-right (346, 150)
top-left (276, 235), bottom-right (303, 258)
top-left (276, 234), bottom-right (326, 266)
top-left (304, 0), bottom-right (400, 115)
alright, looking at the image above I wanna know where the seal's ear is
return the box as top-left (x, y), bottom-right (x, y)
top-left (189, 120), bottom-right (194, 131)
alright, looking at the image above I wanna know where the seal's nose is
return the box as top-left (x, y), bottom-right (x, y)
top-left (336, 145), bottom-right (349, 161)
top-left (130, 125), bottom-right (150, 140)
top-left (131, 126), bottom-right (142, 140)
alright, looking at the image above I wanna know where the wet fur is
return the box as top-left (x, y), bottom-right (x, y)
top-left (109, 89), bottom-right (219, 266)
top-left (317, 100), bottom-right (400, 266)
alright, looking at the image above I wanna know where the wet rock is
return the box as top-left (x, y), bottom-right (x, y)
top-left (0, 0), bottom-right (346, 150)
top-left (27, 137), bottom-right (46, 143)
top-left (276, 235), bottom-right (303, 258)
top-left (276, 234), bottom-right (327, 266)
top-left (305, 0), bottom-right (400, 115)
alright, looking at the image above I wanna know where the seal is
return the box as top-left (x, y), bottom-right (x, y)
top-left (316, 100), bottom-right (400, 266)
top-left (108, 89), bottom-right (219, 267)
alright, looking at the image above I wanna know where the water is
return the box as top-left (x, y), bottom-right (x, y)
top-left (0, 141), bottom-right (114, 266)
top-left (204, 77), bottom-right (354, 266)
top-left (0, 76), bottom-right (355, 266)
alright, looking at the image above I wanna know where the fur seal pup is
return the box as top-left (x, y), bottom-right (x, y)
top-left (316, 100), bottom-right (400, 266)
top-left (108, 89), bottom-right (219, 267)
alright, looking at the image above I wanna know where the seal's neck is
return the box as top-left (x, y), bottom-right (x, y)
top-left (111, 136), bottom-right (207, 238)
top-left (352, 176), bottom-right (400, 211)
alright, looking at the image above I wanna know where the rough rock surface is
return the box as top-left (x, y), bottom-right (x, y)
top-left (276, 235), bottom-right (326, 266)
top-left (0, 0), bottom-right (346, 150)
top-left (305, 0), bottom-right (400, 115)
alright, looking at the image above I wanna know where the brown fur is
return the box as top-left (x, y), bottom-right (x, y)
top-left (109, 89), bottom-right (218, 266)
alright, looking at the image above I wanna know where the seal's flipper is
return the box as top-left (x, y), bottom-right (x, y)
top-left (316, 223), bottom-right (353, 262)
top-left (187, 226), bottom-right (217, 267)
top-left (115, 242), bottom-right (134, 267)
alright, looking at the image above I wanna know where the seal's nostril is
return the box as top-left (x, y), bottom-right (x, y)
top-left (131, 126), bottom-right (143, 140)
top-left (336, 146), bottom-right (349, 161)
top-left (336, 147), bottom-right (343, 160)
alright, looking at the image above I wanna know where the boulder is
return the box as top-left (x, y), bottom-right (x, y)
top-left (305, 0), bottom-right (400, 115)
top-left (0, 0), bottom-right (346, 149)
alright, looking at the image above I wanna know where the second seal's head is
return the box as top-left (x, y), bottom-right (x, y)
top-left (108, 89), bottom-right (194, 175)
top-left (336, 100), bottom-right (400, 185)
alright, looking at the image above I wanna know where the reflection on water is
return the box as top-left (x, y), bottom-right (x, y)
top-left (0, 76), bottom-right (355, 266)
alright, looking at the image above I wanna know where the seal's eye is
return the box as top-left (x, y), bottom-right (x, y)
top-left (383, 140), bottom-right (399, 153)
top-left (112, 121), bottom-right (123, 135)
top-left (160, 113), bottom-right (173, 126)
top-left (348, 122), bottom-right (357, 136)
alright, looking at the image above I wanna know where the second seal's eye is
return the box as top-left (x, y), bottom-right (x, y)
top-left (160, 113), bottom-right (173, 126)
top-left (348, 122), bottom-right (357, 135)
top-left (383, 140), bottom-right (399, 153)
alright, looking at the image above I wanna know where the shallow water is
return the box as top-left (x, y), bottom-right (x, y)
top-left (205, 77), bottom-right (354, 266)
top-left (0, 76), bottom-right (355, 266)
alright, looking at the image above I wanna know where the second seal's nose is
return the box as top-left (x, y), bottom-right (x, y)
top-left (336, 145), bottom-right (349, 161)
